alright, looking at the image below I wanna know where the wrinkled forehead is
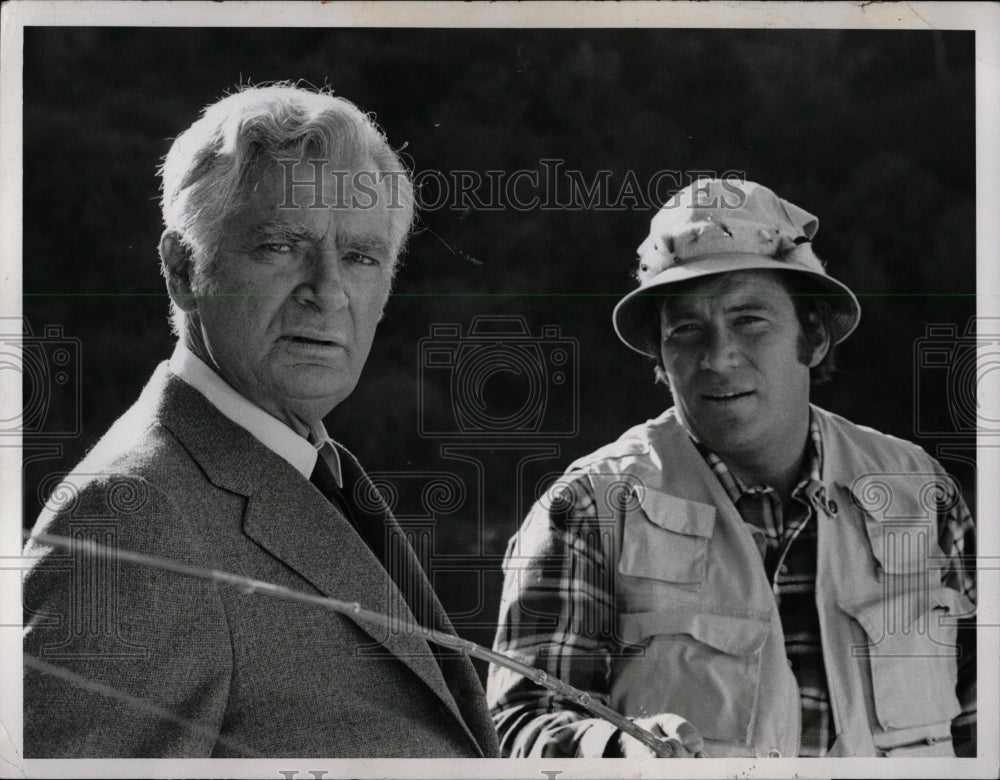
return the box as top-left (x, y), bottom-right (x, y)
top-left (237, 154), bottom-right (408, 244)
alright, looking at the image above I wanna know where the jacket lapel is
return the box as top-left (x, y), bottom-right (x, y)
top-left (153, 366), bottom-right (487, 755)
top-left (241, 460), bottom-right (452, 691)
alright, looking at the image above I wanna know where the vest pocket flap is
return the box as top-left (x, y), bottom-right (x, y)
top-left (618, 494), bottom-right (712, 585)
top-left (858, 515), bottom-right (942, 575)
top-left (619, 608), bottom-right (769, 656)
top-left (638, 490), bottom-right (716, 537)
top-left (850, 473), bottom-right (960, 575)
top-left (840, 585), bottom-right (971, 648)
top-left (837, 590), bottom-right (964, 731)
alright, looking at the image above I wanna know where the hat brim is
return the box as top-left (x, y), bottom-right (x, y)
top-left (612, 254), bottom-right (861, 358)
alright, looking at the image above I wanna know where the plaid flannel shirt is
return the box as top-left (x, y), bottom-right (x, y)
top-left (488, 415), bottom-right (977, 757)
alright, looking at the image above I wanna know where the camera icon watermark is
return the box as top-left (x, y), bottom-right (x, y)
top-left (0, 317), bottom-right (81, 439)
top-left (914, 317), bottom-right (1000, 438)
top-left (418, 316), bottom-right (578, 439)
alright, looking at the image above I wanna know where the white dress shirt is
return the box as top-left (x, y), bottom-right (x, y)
top-left (168, 342), bottom-right (342, 488)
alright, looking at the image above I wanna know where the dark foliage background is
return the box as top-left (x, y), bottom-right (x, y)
top-left (21, 27), bottom-right (976, 677)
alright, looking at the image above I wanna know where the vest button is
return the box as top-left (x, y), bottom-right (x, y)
top-left (827, 499), bottom-right (838, 515)
top-left (767, 749), bottom-right (782, 757)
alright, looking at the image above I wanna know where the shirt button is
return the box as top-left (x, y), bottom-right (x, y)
top-left (779, 564), bottom-right (789, 575)
top-left (827, 499), bottom-right (838, 515)
top-left (767, 749), bottom-right (782, 757)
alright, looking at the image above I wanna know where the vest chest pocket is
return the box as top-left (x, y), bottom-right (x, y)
top-left (838, 586), bottom-right (969, 732)
top-left (850, 473), bottom-right (959, 582)
top-left (614, 607), bottom-right (769, 743)
top-left (617, 490), bottom-right (715, 588)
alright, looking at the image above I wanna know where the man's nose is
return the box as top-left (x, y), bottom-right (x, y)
top-left (699, 326), bottom-right (740, 372)
top-left (294, 244), bottom-right (349, 311)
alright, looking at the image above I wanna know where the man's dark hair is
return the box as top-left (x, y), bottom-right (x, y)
top-left (649, 269), bottom-right (838, 387)
top-left (780, 271), bottom-right (838, 385)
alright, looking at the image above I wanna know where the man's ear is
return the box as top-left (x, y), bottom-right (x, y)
top-left (160, 231), bottom-right (199, 314)
top-left (807, 313), bottom-right (832, 368)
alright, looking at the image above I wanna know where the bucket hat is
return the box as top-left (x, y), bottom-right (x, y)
top-left (612, 178), bottom-right (861, 358)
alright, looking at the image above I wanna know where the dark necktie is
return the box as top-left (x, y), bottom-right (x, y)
top-left (311, 444), bottom-right (450, 670)
top-left (309, 448), bottom-right (353, 521)
top-left (309, 445), bottom-right (388, 563)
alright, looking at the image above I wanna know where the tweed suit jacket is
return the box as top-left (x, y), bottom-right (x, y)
top-left (23, 363), bottom-right (499, 758)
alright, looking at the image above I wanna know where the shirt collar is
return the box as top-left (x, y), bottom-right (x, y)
top-left (167, 342), bottom-right (342, 487)
top-left (692, 412), bottom-right (824, 504)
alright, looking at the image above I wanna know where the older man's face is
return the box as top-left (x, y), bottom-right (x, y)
top-left (191, 156), bottom-right (398, 425)
top-left (658, 270), bottom-right (815, 463)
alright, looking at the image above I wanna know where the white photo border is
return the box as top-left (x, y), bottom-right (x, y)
top-left (1, 2), bottom-right (997, 779)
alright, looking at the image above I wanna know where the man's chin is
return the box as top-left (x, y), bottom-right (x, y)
top-left (268, 375), bottom-right (357, 419)
top-left (685, 414), bottom-right (760, 455)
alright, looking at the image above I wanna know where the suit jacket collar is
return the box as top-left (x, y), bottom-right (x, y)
top-left (139, 362), bottom-right (492, 756)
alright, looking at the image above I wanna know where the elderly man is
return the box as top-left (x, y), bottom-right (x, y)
top-left (23, 84), bottom-right (499, 758)
top-left (488, 179), bottom-right (976, 758)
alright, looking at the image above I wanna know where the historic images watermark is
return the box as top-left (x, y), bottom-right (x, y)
top-left (279, 160), bottom-right (748, 212)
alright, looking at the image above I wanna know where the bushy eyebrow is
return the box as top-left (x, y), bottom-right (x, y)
top-left (724, 301), bottom-right (776, 315)
top-left (252, 221), bottom-right (319, 243)
top-left (251, 221), bottom-right (392, 254)
top-left (662, 297), bottom-right (777, 323)
top-left (339, 233), bottom-right (392, 255)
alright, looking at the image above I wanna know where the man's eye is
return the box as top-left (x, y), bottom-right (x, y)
top-left (734, 315), bottom-right (767, 327)
top-left (261, 243), bottom-right (294, 254)
top-left (665, 323), bottom-right (701, 340)
top-left (345, 252), bottom-right (379, 266)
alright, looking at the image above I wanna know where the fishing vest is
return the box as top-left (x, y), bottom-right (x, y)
top-left (566, 405), bottom-right (973, 757)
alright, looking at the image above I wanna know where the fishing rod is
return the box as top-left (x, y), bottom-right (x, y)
top-left (22, 530), bottom-right (698, 758)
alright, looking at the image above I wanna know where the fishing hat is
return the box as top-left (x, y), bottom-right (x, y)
top-left (612, 178), bottom-right (861, 357)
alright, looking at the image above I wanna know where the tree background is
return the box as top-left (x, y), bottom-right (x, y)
top-left (20, 27), bottom-right (977, 677)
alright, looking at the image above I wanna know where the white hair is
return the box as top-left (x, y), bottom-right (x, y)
top-left (158, 82), bottom-right (414, 336)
